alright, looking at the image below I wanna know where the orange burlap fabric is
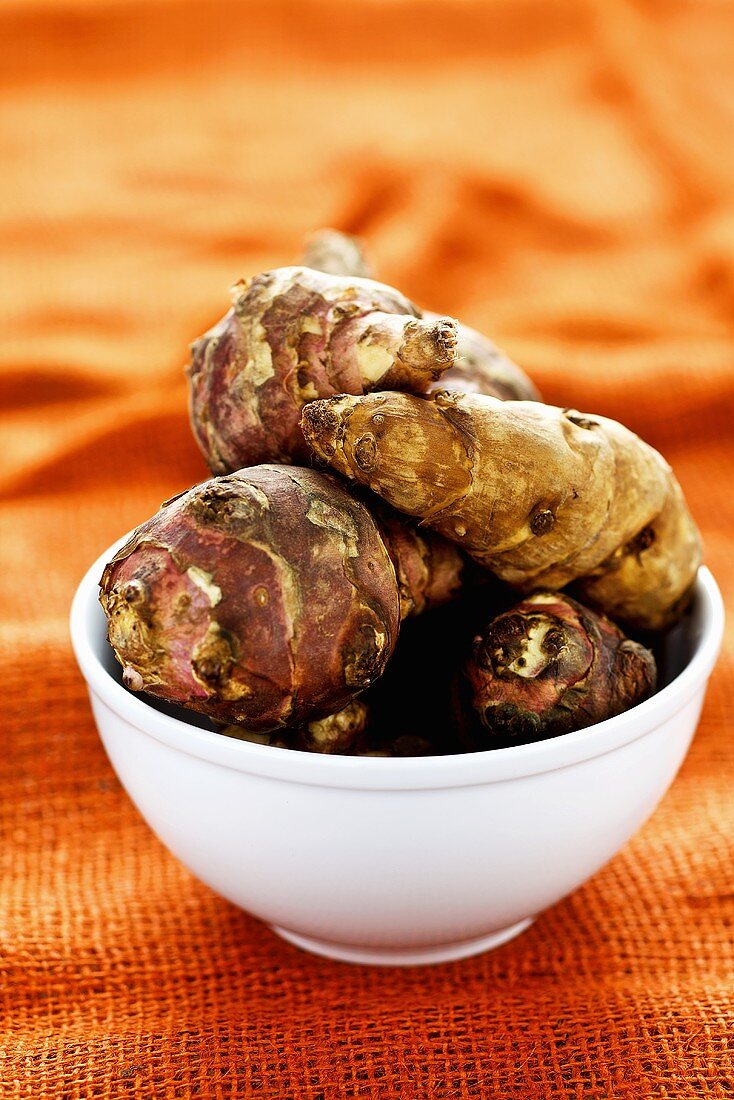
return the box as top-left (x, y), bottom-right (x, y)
top-left (2, 1), bottom-right (733, 1096)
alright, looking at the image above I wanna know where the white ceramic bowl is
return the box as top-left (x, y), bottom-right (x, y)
top-left (71, 543), bottom-right (724, 966)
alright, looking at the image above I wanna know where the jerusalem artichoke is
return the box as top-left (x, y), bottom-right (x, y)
top-left (187, 266), bottom-right (457, 472)
top-left (460, 591), bottom-right (656, 744)
top-left (301, 390), bottom-right (701, 631)
top-left (302, 228), bottom-right (371, 278)
top-left (220, 698), bottom-right (371, 754)
top-left (100, 466), bottom-right (401, 730)
top-left (371, 504), bottom-right (464, 619)
top-left (100, 465), bottom-right (462, 731)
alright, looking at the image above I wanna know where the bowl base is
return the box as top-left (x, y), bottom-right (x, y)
top-left (270, 918), bottom-right (534, 966)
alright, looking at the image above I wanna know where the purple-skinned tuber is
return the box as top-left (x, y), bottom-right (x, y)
top-left (187, 266), bottom-right (458, 472)
top-left (461, 591), bottom-right (657, 745)
top-left (99, 465), bottom-right (462, 733)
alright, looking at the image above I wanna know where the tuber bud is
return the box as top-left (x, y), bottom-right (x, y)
top-left (187, 266), bottom-right (458, 472)
top-left (301, 390), bottom-right (702, 631)
top-left (100, 466), bottom-right (401, 731)
top-left (460, 591), bottom-right (657, 744)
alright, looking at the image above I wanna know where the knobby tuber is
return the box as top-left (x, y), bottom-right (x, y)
top-left (302, 228), bottom-right (371, 278)
top-left (222, 699), bottom-right (437, 756)
top-left (221, 698), bottom-right (370, 754)
top-left (301, 698), bottom-right (370, 753)
top-left (301, 390), bottom-right (701, 631)
top-left (460, 591), bottom-right (656, 745)
top-left (100, 466), bottom-right (400, 730)
top-left (302, 228), bottom-right (540, 402)
top-left (371, 504), bottom-right (464, 620)
top-left (187, 266), bottom-right (458, 472)
top-left (100, 465), bottom-right (463, 732)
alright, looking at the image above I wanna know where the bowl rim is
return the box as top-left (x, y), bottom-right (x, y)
top-left (70, 538), bottom-right (724, 791)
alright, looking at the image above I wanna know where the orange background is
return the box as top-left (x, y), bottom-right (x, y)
top-left (2, 1), bottom-right (733, 1095)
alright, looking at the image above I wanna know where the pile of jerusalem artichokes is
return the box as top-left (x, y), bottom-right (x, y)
top-left (100, 230), bottom-right (701, 755)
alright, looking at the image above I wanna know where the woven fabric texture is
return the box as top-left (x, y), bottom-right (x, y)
top-left (2, 0), bottom-right (733, 1096)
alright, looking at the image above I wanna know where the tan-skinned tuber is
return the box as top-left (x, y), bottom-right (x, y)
top-left (460, 591), bottom-right (656, 745)
top-left (223, 698), bottom-right (438, 756)
top-left (221, 698), bottom-right (371, 754)
top-left (302, 228), bottom-right (372, 278)
top-left (99, 465), bottom-right (463, 732)
top-left (301, 390), bottom-right (702, 631)
top-left (187, 265), bottom-right (458, 472)
top-left (302, 228), bottom-right (541, 402)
